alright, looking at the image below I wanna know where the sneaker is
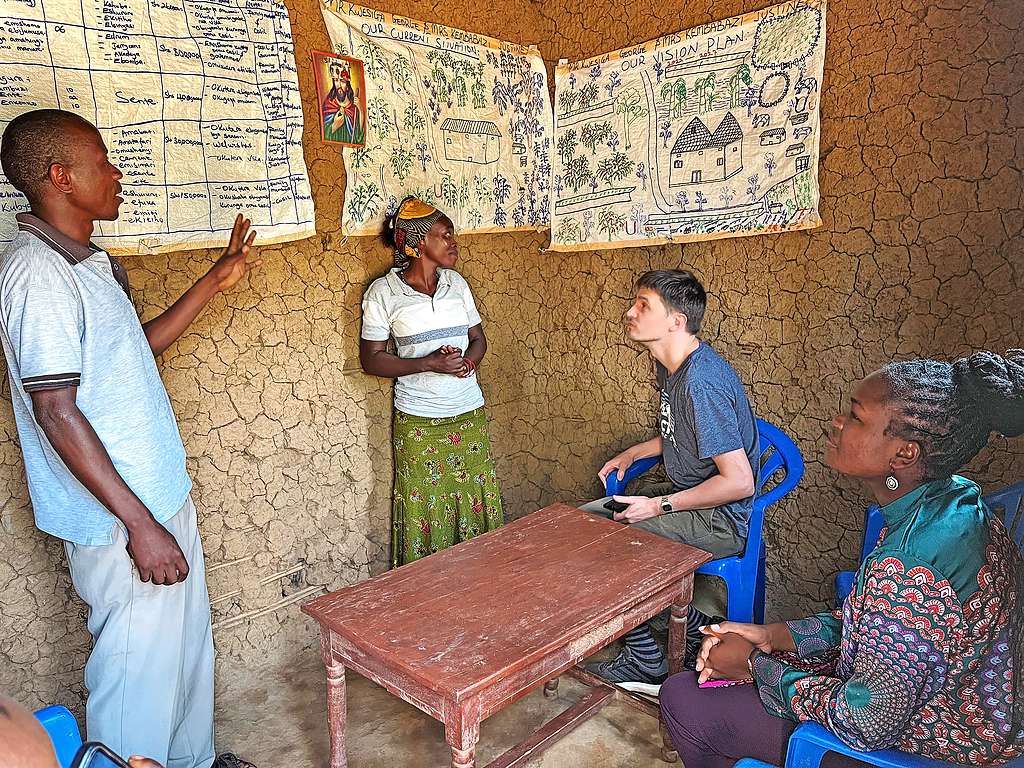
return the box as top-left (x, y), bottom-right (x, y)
top-left (584, 647), bottom-right (668, 685)
top-left (212, 754), bottom-right (257, 768)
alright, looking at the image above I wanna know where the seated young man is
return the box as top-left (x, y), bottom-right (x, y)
top-left (580, 269), bottom-right (759, 685)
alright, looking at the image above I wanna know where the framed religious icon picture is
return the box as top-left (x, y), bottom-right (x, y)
top-left (312, 52), bottom-right (367, 147)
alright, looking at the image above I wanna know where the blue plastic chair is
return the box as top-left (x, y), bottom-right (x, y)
top-left (604, 418), bottom-right (805, 623)
top-left (835, 479), bottom-right (1024, 605)
top-left (34, 705), bottom-right (83, 768)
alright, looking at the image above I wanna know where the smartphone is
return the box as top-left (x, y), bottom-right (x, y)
top-left (603, 499), bottom-right (629, 514)
top-left (70, 742), bottom-right (132, 768)
top-left (697, 677), bottom-right (753, 689)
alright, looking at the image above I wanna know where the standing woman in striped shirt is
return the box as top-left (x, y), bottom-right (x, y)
top-left (360, 197), bottom-right (504, 566)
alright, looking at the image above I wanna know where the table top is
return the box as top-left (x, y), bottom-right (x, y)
top-left (302, 503), bottom-right (709, 699)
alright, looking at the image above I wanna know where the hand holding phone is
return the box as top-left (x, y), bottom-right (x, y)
top-left (603, 498), bottom-right (629, 514)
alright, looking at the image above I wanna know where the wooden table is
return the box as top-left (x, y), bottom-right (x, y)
top-left (302, 502), bottom-right (710, 768)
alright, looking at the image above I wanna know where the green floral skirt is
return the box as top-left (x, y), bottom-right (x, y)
top-left (392, 407), bottom-right (504, 567)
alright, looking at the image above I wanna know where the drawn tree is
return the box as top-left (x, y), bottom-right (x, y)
top-left (367, 98), bottom-right (392, 139)
top-left (746, 173), bottom-right (761, 201)
top-left (356, 41), bottom-right (389, 82)
top-left (695, 191), bottom-right (708, 211)
top-left (719, 187), bottom-right (735, 207)
top-left (493, 206), bottom-right (507, 227)
top-left (607, 131), bottom-right (620, 152)
top-left (493, 173), bottom-right (512, 205)
top-left (473, 175), bottom-right (492, 205)
top-left (553, 174), bottom-right (564, 197)
top-left (568, 72), bottom-right (577, 90)
top-left (616, 88), bottom-right (647, 150)
top-left (440, 176), bottom-right (460, 209)
top-left (452, 76), bottom-right (468, 107)
top-left (659, 120), bottom-right (673, 149)
top-left (636, 162), bottom-right (647, 190)
top-left (555, 217), bottom-right (581, 243)
top-left (391, 54), bottom-right (413, 92)
top-left (605, 71), bottom-right (622, 98)
top-left (597, 152), bottom-right (635, 184)
top-left (659, 81), bottom-right (676, 111)
top-left (563, 155), bottom-right (591, 193)
top-left (728, 64), bottom-right (752, 108)
top-left (351, 146), bottom-right (375, 169)
top-left (675, 190), bottom-right (689, 210)
top-left (389, 146), bottom-right (414, 182)
top-left (467, 208), bottom-right (483, 229)
top-left (581, 121), bottom-right (611, 154)
top-left (556, 129), bottom-right (578, 167)
top-left (415, 141), bottom-right (432, 172)
top-left (558, 90), bottom-right (580, 115)
top-left (696, 73), bottom-right (717, 114)
top-left (458, 177), bottom-right (471, 209)
top-left (579, 80), bottom-right (599, 108)
top-left (764, 152), bottom-right (777, 177)
top-left (589, 176), bottom-right (599, 194)
top-left (403, 103), bottom-right (425, 133)
top-left (492, 78), bottom-right (510, 114)
top-left (471, 76), bottom-right (487, 109)
top-left (597, 208), bottom-right (626, 241)
top-left (347, 181), bottom-right (380, 222)
top-left (673, 80), bottom-right (688, 118)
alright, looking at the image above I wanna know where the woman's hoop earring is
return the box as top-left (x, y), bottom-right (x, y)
top-left (885, 475), bottom-right (899, 491)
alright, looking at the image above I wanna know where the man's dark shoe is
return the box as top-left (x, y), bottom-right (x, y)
top-left (212, 754), bottom-right (256, 768)
top-left (584, 647), bottom-right (668, 685)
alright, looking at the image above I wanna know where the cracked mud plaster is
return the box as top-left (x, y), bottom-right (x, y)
top-left (1, 0), bottom-right (1021, 737)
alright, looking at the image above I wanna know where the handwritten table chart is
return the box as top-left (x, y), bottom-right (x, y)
top-left (302, 503), bottom-right (711, 767)
top-left (0, 0), bottom-right (315, 253)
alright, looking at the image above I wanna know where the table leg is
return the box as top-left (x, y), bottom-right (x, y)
top-left (445, 713), bottom-right (480, 768)
top-left (543, 678), bottom-right (559, 698)
top-left (320, 630), bottom-right (348, 768)
top-left (661, 582), bottom-right (692, 764)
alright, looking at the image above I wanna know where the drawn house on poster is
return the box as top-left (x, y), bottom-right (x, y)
top-left (669, 113), bottom-right (744, 186)
top-left (441, 118), bottom-right (502, 164)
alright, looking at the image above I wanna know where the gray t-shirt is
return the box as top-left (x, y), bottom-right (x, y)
top-left (656, 342), bottom-right (759, 537)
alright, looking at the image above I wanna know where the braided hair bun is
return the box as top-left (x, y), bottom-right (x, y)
top-left (952, 349), bottom-right (1024, 438)
top-left (881, 349), bottom-right (1024, 480)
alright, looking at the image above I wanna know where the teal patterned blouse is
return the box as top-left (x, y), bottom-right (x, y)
top-left (754, 476), bottom-right (1023, 764)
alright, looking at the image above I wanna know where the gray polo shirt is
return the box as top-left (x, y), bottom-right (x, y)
top-left (0, 213), bottom-right (191, 545)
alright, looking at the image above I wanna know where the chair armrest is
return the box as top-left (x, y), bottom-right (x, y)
top-left (604, 455), bottom-right (662, 496)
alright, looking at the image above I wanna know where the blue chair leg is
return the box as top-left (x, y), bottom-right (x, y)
top-left (755, 542), bottom-right (766, 624)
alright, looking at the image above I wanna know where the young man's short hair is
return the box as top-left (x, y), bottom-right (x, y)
top-left (636, 269), bottom-right (706, 333)
top-left (0, 109), bottom-right (93, 204)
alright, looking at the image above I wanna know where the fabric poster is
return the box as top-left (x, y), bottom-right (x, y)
top-left (320, 1), bottom-right (554, 236)
top-left (550, 0), bottom-right (826, 251)
top-left (0, 0), bottom-right (314, 254)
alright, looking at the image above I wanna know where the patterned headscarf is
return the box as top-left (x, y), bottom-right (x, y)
top-left (388, 196), bottom-right (445, 266)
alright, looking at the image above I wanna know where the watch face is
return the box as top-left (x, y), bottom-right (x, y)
top-left (661, 497), bottom-right (672, 512)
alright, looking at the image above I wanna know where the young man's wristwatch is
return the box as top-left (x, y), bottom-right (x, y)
top-left (659, 495), bottom-right (673, 514)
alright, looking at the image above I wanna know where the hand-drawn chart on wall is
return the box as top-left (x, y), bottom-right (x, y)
top-left (320, 1), bottom-right (553, 236)
top-left (0, 0), bottom-right (315, 254)
top-left (550, 0), bottom-right (826, 251)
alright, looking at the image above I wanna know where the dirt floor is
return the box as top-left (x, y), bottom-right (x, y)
top-left (217, 647), bottom-right (672, 767)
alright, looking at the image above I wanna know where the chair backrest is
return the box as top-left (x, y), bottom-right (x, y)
top-left (740, 419), bottom-right (805, 562)
top-left (983, 479), bottom-right (1024, 553)
top-left (754, 418), bottom-right (805, 511)
top-left (859, 479), bottom-right (1024, 565)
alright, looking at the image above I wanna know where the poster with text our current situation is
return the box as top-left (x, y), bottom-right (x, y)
top-left (321, 0), bottom-right (553, 236)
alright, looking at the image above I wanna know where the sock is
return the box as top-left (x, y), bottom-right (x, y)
top-left (623, 624), bottom-right (667, 673)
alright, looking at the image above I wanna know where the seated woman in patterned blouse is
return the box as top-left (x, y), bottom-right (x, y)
top-left (660, 350), bottom-right (1023, 767)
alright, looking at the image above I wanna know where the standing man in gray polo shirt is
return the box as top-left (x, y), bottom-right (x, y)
top-left (0, 109), bottom-right (260, 768)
